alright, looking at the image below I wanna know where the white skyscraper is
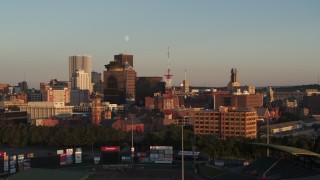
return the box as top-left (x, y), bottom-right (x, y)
top-left (69, 55), bottom-right (92, 84)
top-left (71, 70), bottom-right (90, 90)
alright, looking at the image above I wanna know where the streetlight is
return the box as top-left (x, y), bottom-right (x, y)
top-left (181, 118), bottom-right (185, 180)
top-left (131, 116), bottom-right (134, 165)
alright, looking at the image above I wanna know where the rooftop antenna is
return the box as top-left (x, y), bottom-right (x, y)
top-left (184, 68), bottom-right (187, 82)
top-left (164, 47), bottom-right (173, 89)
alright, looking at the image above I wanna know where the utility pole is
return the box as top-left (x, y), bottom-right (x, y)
top-left (181, 119), bottom-right (184, 180)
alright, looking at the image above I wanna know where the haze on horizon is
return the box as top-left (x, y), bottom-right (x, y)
top-left (0, 0), bottom-right (319, 89)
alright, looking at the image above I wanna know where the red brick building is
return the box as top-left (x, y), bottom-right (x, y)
top-left (112, 119), bottom-right (144, 134)
top-left (214, 93), bottom-right (263, 109)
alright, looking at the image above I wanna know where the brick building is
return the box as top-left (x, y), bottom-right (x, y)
top-left (193, 107), bottom-right (257, 138)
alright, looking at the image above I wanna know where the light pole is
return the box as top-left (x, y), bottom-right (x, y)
top-left (267, 118), bottom-right (270, 157)
top-left (181, 119), bottom-right (184, 180)
top-left (131, 116), bottom-right (134, 165)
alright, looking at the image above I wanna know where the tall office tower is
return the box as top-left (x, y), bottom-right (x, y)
top-left (69, 55), bottom-right (92, 91)
top-left (103, 60), bottom-right (136, 104)
top-left (92, 71), bottom-right (103, 93)
top-left (114, 53), bottom-right (133, 67)
top-left (71, 70), bottom-right (90, 90)
top-left (18, 81), bottom-right (28, 92)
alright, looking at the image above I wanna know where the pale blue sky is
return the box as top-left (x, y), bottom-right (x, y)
top-left (0, 0), bottom-right (319, 88)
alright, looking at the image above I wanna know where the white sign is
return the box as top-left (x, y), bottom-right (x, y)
top-left (178, 151), bottom-right (200, 156)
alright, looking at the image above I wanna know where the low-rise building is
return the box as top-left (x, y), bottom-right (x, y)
top-left (20, 102), bottom-right (73, 121)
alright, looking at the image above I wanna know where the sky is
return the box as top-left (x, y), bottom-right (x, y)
top-left (0, 0), bottom-right (319, 89)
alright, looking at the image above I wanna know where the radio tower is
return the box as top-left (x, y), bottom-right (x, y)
top-left (164, 47), bottom-right (173, 89)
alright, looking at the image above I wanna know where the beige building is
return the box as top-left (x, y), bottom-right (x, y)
top-left (20, 102), bottom-right (73, 121)
top-left (0, 99), bottom-right (26, 109)
top-left (42, 88), bottom-right (70, 104)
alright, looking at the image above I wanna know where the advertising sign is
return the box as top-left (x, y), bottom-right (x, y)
top-left (57, 150), bottom-right (64, 155)
top-left (23, 159), bottom-right (31, 169)
top-left (94, 157), bottom-right (100, 164)
top-left (18, 154), bottom-right (24, 164)
top-left (66, 148), bottom-right (73, 165)
top-left (60, 154), bottom-right (67, 166)
top-left (101, 146), bottom-right (120, 153)
top-left (4, 154), bottom-right (9, 172)
top-left (149, 146), bottom-right (173, 164)
top-left (75, 148), bottom-right (82, 164)
top-left (0, 152), bottom-right (6, 157)
top-left (9, 155), bottom-right (17, 174)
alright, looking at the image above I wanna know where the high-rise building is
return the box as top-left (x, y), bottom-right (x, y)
top-left (103, 57), bottom-right (136, 104)
top-left (71, 70), bottom-right (90, 90)
top-left (135, 77), bottom-right (164, 106)
top-left (69, 55), bottom-right (92, 91)
top-left (18, 81), bottom-right (28, 92)
top-left (92, 71), bottom-right (103, 93)
top-left (114, 53), bottom-right (133, 67)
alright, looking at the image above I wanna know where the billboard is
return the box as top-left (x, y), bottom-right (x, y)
top-left (75, 148), bottom-right (82, 164)
top-left (4, 154), bottom-right (9, 173)
top-left (9, 155), bottom-right (17, 174)
top-left (101, 146), bottom-right (120, 152)
top-left (66, 148), bottom-right (73, 165)
top-left (150, 146), bottom-right (173, 164)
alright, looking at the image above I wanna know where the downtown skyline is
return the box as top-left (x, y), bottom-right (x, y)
top-left (1, 0), bottom-right (320, 88)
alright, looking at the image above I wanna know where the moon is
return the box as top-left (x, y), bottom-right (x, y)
top-left (124, 35), bottom-right (129, 42)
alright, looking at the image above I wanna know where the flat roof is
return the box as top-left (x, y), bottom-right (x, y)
top-left (250, 142), bottom-right (320, 158)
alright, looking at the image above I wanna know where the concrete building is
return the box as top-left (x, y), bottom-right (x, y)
top-left (20, 102), bottom-right (73, 120)
top-left (193, 107), bottom-right (257, 138)
top-left (71, 70), bottom-right (90, 90)
top-left (42, 88), bottom-right (70, 104)
top-left (69, 55), bottom-right (92, 91)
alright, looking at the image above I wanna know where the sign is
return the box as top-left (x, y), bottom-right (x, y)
top-left (94, 157), bottom-right (100, 164)
top-left (23, 159), bottom-right (31, 169)
top-left (149, 146), bottom-right (173, 164)
top-left (60, 154), bottom-right (67, 166)
top-left (9, 155), bottom-right (17, 174)
top-left (0, 152), bottom-right (6, 157)
top-left (4, 154), bottom-right (9, 172)
top-left (18, 154), bottom-right (24, 164)
top-left (57, 150), bottom-right (64, 155)
top-left (101, 146), bottom-right (120, 153)
top-left (75, 148), bottom-right (82, 164)
top-left (66, 148), bottom-right (73, 165)
top-left (178, 151), bottom-right (200, 156)
top-left (27, 153), bottom-right (34, 158)
top-left (137, 152), bottom-right (147, 158)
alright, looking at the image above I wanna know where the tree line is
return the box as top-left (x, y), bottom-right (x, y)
top-left (0, 124), bottom-right (127, 148)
